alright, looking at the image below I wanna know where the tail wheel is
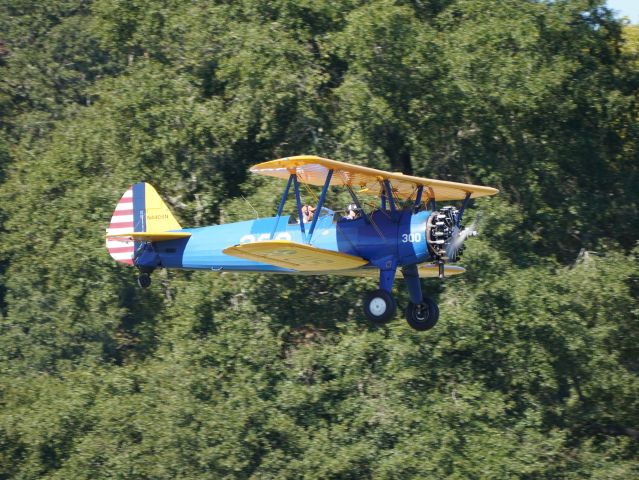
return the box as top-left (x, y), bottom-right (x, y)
top-left (137, 273), bottom-right (151, 289)
top-left (363, 289), bottom-right (397, 325)
top-left (405, 296), bottom-right (439, 331)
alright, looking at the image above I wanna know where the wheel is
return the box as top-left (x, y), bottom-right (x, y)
top-left (363, 289), bottom-right (397, 325)
top-left (137, 273), bottom-right (151, 289)
top-left (405, 296), bottom-right (439, 331)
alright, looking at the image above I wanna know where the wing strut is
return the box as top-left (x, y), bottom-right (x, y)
top-left (292, 175), bottom-right (306, 238)
top-left (383, 179), bottom-right (398, 221)
top-left (273, 168), bottom-right (335, 244)
top-left (458, 192), bottom-right (472, 224)
top-left (269, 173), bottom-right (294, 240)
top-left (306, 168), bottom-right (333, 243)
top-left (414, 185), bottom-right (423, 210)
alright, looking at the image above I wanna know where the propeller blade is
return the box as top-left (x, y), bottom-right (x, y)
top-left (445, 214), bottom-right (481, 260)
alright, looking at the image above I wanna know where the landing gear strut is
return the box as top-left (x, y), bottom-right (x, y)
top-left (134, 243), bottom-right (159, 289)
top-left (402, 264), bottom-right (440, 331)
top-left (363, 267), bottom-right (398, 325)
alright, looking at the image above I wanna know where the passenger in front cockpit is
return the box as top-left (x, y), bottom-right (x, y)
top-left (302, 204), bottom-right (316, 223)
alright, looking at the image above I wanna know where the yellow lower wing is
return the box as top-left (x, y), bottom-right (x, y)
top-left (416, 264), bottom-right (465, 277)
top-left (223, 240), bottom-right (368, 271)
top-left (308, 264), bottom-right (466, 278)
top-left (106, 231), bottom-right (192, 241)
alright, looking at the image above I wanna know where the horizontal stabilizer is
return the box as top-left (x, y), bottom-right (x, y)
top-left (223, 240), bottom-right (368, 271)
top-left (106, 231), bottom-right (192, 242)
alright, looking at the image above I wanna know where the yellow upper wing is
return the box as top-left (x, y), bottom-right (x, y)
top-left (250, 155), bottom-right (498, 201)
top-left (223, 240), bottom-right (369, 271)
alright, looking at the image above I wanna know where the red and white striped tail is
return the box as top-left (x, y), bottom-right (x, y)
top-left (106, 187), bottom-right (134, 265)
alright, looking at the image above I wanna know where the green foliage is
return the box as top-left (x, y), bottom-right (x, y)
top-left (0, 0), bottom-right (638, 478)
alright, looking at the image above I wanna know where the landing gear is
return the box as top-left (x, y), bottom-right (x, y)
top-left (405, 296), bottom-right (439, 331)
top-left (362, 264), bottom-right (441, 331)
top-left (137, 272), bottom-right (151, 289)
top-left (363, 289), bottom-right (396, 325)
top-left (401, 263), bottom-right (439, 331)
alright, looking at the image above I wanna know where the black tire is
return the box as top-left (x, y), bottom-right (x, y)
top-left (363, 289), bottom-right (396, 325)
top-left (137, 273), bottom-right (151, 289)
top-left (405, 296), bottom-right (439, 331)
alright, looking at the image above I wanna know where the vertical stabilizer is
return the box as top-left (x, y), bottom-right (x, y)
top-left (138, 182), bottom-right (182, 232)
top-left (106, 183), bottom-right (182, 265)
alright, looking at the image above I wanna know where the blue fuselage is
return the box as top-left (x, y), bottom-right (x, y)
top-left (136, 209), bottom-right (434, 273)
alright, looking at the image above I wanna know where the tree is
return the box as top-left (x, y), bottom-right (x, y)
top-left (0, 1), bottom-right (638, 478)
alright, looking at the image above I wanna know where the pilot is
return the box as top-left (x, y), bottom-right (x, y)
top-left (302, 204), bottom-right (316, 223)
top-left (345, 203), bottom-right (359, 220)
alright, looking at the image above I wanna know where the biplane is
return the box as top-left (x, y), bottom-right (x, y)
top-left (106, 156), bottom-right (498, 330)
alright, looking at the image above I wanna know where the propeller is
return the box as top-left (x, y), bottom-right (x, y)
top-left (428, 208), bottom-right (482, 278)
top-left (444, 213), bottom-right (481, 262)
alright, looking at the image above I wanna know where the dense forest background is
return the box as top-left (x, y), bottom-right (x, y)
top-left (0, 0), bottom-right (638, 478)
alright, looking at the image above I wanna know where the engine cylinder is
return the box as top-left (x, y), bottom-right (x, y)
top-left (426, 206), bottom-right (464, 262)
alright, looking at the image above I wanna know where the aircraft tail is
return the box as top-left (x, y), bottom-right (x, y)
top-left (106, 182), bottom-right (183, 265)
